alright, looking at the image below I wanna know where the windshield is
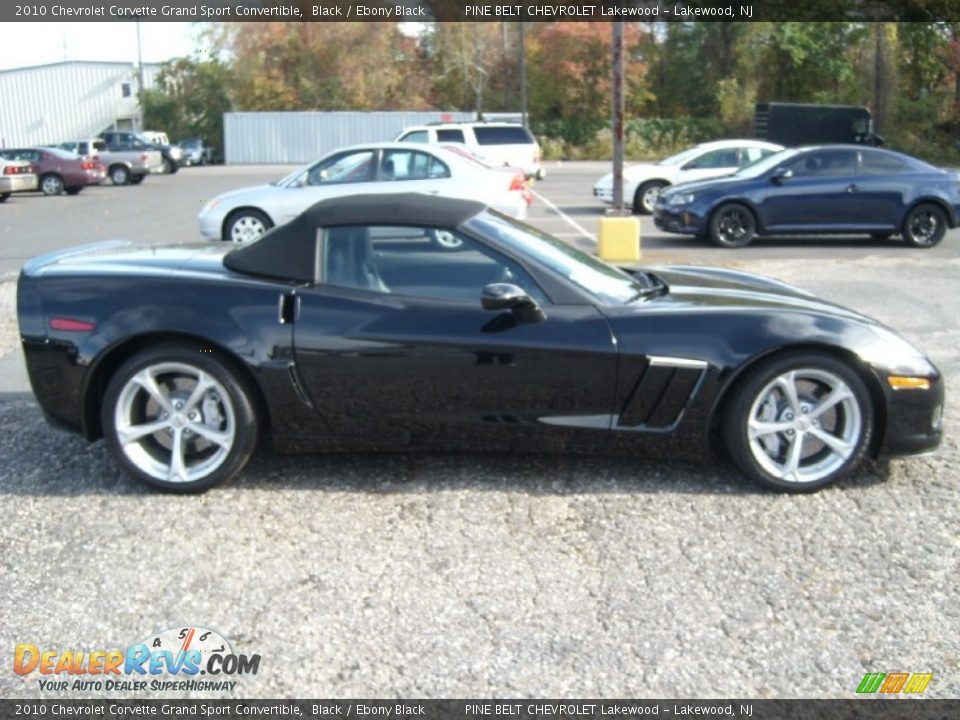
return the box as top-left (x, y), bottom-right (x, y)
top-left (657, 146), bottom-right (706, 167)
top-left (733, 148), bottom-right (801, 179)
top-left (466, 211), bottom-right (649, 305)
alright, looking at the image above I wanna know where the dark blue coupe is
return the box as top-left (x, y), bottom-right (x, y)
top-left (654, 145), bottom-right (960, 248)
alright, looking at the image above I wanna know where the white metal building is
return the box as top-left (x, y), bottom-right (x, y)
top-left (0, 61), bottom-right (162, 148)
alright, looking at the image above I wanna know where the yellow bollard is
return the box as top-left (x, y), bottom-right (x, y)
top-left (597, 216), bottom-right (641, 263)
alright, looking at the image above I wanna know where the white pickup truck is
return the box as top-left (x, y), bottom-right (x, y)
top-left (54, 138), bottom-right (164, 186)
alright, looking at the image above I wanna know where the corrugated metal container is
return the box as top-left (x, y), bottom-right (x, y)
top-left (0, 61), bottom-right (161, 148)
top-left (224, 111), bottom-right (477, 164)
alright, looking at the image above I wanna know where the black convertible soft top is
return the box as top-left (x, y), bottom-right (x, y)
top-left (223, 193), bottom-right (487, 283)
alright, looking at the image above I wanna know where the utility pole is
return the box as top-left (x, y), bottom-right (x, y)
top-left (519, 22), bottom-right (528, 128)
top-left (136, 21), bottom-right (146, 131)
top-left (612, 21), bottom-right (625, 213)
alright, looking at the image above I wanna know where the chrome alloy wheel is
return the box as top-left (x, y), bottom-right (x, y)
top-left (906, 208), bottom-right (940, 247)
top-left (746, 368), bottom-right (862, 485)
top-left (229, 215), bottom-right (268, 242)
top-left (641, 185), bottom-right (661, 214)
top-left (113, 362), bottom-right (236, 484)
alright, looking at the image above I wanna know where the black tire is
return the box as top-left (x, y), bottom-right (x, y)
top-left (709, 202), bottom-right (757, 248)
top-left (902, 203), bottom-right (947, 248)
top-left (101, 343), bottom-right (259, 493)
top-left (224, 209), bottom-right (273, 243)
top-left (65, 186), bottom-right (83, 196)
top-left (109, 164), bottom-right (131, 186)
top-left (40, 173), bottom-right (65, 196)
top-left (130, 174), bottom-right (145, 185)
top-left (724, 351), bottom-right (873, 493)
top-left (0, 193), bottom-right (10, 203)
top-left (633, 180), bottom-right (668, 215)
top-left (162, 157), bottom-right (179, 174)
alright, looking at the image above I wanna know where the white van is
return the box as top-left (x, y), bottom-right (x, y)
top-left (395, 121), bottom-right (544, 179)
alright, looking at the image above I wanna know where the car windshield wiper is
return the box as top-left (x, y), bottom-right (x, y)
top-left (626, 272), bottom-right (667, 302)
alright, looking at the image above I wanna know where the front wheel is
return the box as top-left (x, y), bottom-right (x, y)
top-left (41, 173), bottom-right (65, 196)
top-left (724, 352), bottom-right (873, 492)
top-left (0, 193), bottom-right (10, 203)
top-left (101, 344), bottom-right (259, 492)
top-left (224, 209), bottom-right (273, 242)
top-left (902, 203), bottom-right (947, 248)
top-left (710, 203), bottom-right (757, 248)
top-left (110, 165), bottom-right (130, 186)
top-left (634, 180), bottom-right (668, 215)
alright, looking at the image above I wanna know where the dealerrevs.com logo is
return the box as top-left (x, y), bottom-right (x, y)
top-left (13, 626), bottom-right (260, 693)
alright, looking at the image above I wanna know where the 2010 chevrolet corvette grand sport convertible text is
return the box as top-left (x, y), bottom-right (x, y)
top-left (18, 194), bottom-right (944, 493)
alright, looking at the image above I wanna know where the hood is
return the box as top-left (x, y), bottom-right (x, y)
top-left (640, 264), bottom-right (874, 322)
top-left (209, 183), bottom-right (285, 207)
top-left (21, 241), bottom-right (233, 278)
top-left (661, 174), bottom-right (749, 196)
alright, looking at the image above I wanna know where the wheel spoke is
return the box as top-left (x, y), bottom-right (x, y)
top-left (748, 418), bottom-right (794, 439)
top-left (809, 426), bottom-right (853, 458)
top-left (182, 372), bottom-right (216, 413)
top-left (116, 419), bottom-right (170, 445)
top-left (774, 372), bottom-right (801, 414)
top-left (168, 429), bottom-right (188, 482)
top-left (131, 369), bottom-right (174, 414)
top-left (780, 432), bottom-right (806, 482)
top-left (185, 421), bottom-right (231, 448)
top-left (809, 385), bottom-right (852, 419)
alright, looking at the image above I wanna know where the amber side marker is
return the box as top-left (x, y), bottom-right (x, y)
top-left (887, 376), bottom-right (931, 391)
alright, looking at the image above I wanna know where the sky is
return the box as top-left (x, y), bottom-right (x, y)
top-left (0, 22), bottom-right (204, 71)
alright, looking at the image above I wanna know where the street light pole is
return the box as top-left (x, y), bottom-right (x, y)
top-left (612, 21), bottom-right (625, 214)
top-left (136, 21), bottom-right (146, 131)
top-left (519, 22), bottom-right (528, 128)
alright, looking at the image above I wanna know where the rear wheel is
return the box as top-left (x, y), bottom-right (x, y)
top-left (101, 344), bottom-right (259, 493)
top-left (40, 173), bottom-right (65, 196)
top-left (902, 203), bottom-right (947, 248)
top-left (130, 175), bottom-right (145, 185)
top-left (224, 209), bottom-right (273, 242)
top-left (724, 352), bottom-right (873, 492)
top-left (0, 193), bottom-right (10, 203)
top-left (710, 202), bottom-right (757, 248)
top-left (634, 180), bottom-right (668, 215)
top-left (110, 165), bottom-right (130, 186)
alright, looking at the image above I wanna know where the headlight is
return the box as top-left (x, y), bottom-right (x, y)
top-left (861, 325), bottom-right (937, 380)
top-left (667, 192), bottom-right (695, 206)
top-left (201, 198), bottom-right (220, 215)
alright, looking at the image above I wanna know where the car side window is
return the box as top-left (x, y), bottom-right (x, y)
top-left (320, 225), bottom-right (546, 305)
top-left (788, 150), bottom-right (858, 177)
top-left (399, 130), bottom-right (429, 143)
top-left (689, 148), bottom-right (740, 169)
top-left (380, 150), bottom-right (450, 181)
top-left (306, 150), bottom-right (375, 186)
top-left (437, 129), bottom-right (465, 143)
top-left (740, 147), bottom-right (774, 166)
top-left (859, 151), bottom-right (907, 175)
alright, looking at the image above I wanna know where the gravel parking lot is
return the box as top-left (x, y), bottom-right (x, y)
top-left (0, 164), bottom-right (957, 699)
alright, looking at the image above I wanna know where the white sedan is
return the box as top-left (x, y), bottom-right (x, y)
top-left (0, 158), bottom-right (38, 201)
top-left (593, 139), bottom-right (784, 214)
top-left (200, 143), bottom-right (531, 242)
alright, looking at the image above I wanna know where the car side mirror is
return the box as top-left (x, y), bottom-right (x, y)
top-left (771, 167), bottom-right (793, 182)
top-left (481, 283), bottom-right (546, 323)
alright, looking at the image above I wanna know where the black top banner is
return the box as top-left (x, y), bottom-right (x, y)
top-left (5, 0), bottom-right (960, 23)
top-left (2, 700), bottom-right (960, 719)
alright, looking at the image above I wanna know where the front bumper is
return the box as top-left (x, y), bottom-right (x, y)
top-left (198, 212), bottom-right (223, 240)
top-left (593, 186), bottom-right (613, 204)
top-left (653, 205), bottom-right (705, 234)
top-left (878, 373), bottom-right (944, 456)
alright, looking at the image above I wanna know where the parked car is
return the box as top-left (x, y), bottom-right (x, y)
top-left (199, 143), bottom-right (532, 242)
top-left (99, 131), bottom-right (182, 174)
top-left (179, 137), bottom-right (214, 166)
top-left (654, 145), bottom-right (960, 248)
top-left (19, 193), bottom-right (943, 493)
top-left (0, 158), bottom-right (37, 201)
top-left (54, 139), bottom-right (161, 186)
top-left (396, 121), bottom-right (544, 180)
top-left (593, 139), bottom-right (784, 214)
top-left (0, 147), bottom-right (104, 195)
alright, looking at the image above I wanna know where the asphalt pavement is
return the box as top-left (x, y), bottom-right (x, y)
top-left (0, 163), bottom-right (957, 699)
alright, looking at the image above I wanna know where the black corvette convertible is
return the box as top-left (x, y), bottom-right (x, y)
top-left (18, 194), bottom-right (943, 492)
